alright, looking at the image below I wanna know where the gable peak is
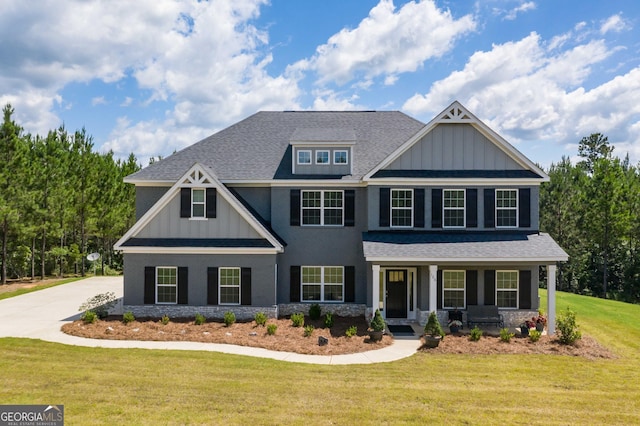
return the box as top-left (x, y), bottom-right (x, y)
top-left (438, 101), bottom-right (474, 123)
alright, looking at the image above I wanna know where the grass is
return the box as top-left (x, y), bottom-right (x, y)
top-left (1, 290), bottom-right (639, 424)
top-left (0, 277), bottom-right (83, 301)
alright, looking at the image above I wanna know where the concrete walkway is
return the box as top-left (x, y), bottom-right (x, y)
top-left (0, 277), bottom-right (421, 364)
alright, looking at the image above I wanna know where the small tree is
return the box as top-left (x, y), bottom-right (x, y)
top-left (370, 309), bottom-right (386, 332)
top-left (424, 311), bottom-right (444, 338)
top-left (556, 307), bottom-right (582, 345)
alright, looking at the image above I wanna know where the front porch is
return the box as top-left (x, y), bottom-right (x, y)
top-left (362, 232), bottom-right (568, 335)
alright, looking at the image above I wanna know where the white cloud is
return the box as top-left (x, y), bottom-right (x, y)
top-left (0, 0), bottom-right (304, 159)
top-left (303, 0), bottom-right (476, 86)
top-left (504, 2), bottom-right (536, 21)
top-left (91, 96), bottom-right (107, 106)
top-left (120, 97), bottom-right (133, 107)
top-left (402, 30), bottom-right (640, 163)
top-left (600, 14), bottom-right (628, 34)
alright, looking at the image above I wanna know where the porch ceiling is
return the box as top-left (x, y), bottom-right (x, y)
top-left (362, 231), bottom-right (568, 263)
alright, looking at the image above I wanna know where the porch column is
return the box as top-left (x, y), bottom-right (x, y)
top-left (429, 265), bottom-right (438, 313)
top-left (371, 264), bottom-right (380, 319)
top-left (547, 264), bottom-right (557, 335)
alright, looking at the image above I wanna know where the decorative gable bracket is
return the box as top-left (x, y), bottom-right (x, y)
top-left (181, 166), bottom-right (214, 187)
top-left (438, 105), bottom-right (473, 122)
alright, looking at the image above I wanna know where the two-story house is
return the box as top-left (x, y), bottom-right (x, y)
top-left (115, 101), bottom-right (568, 333)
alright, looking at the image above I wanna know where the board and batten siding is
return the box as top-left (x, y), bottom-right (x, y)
top-left (135, 190), bottom-right (262, 239)
top-left (387, 124), bottom-right (523, 171)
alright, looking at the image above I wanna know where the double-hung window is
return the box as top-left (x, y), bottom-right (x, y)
top-left (156, 267), bottom-right (177, 304)
top-left (496, 189), bottom-right (518, 228)
top-left (301, 190), bottom-right (343, 226)
top-left (219, 267), bottom-right (241, 305)
top-left (443, 270), bottom-right (465, 309)
top-left (301, 266), bottom-right (344, 302)
top-left (496, 270), bottom-right (518, 308)
top-left (191, 189), bottom-right (205, 218)
top-left (443, 189), bottom-right (465, 228)
top-left (391, 189), bottom-right (413, 227)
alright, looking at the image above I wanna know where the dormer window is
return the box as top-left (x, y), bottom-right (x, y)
top-left (334, 150), bottom-right (348, 164)
top-left (316, 151), bottom-right (329, 164)
top-left (297, 150), bottom-right (311, 165)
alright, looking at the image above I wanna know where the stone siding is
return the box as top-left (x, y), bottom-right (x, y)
top-left (122, 305), bottom-right (278, 321)
top-left (278, 303), bottom-right (366, 318)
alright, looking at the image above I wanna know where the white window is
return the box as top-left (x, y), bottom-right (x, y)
top-left (334, 150), bottom-right (348, 164)
top-left (219, 267), bottom-right (240, 305)
top-left (443, 270), bottom-right (465, 309)
top-left (301, 266), bottom-right (344, 302)
top-left (156, 267), bottom-right (177, 304)
top-left (496, 270), bottom-right (518, 308)
top-left (301, 190), bottom-right (343, 226)
top-left (496, 189), bottom-right (518, 228)
top-left (297, 150), bottom-right (311, 165)
top-left (443, 189), bottom-right (465, 228)
top-left (316, 150), bottom-right (329, 164)
top-left (391, 189), bottom-right (413, 228)
top-left (192, 189), bottom-right (205, 218)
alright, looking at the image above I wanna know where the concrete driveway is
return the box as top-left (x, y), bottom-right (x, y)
top-left (0, 276), bottom-right (420, 364)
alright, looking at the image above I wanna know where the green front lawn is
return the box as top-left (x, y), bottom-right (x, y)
top-left (0, 277), bottom-right (83, 301)
top-left (1, 290), bottom-right (639, 424)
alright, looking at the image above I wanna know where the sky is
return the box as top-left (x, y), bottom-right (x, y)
top-left (1, 0), bottom-right (639, 168)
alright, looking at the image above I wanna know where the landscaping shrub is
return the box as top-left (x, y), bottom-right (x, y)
top-left (324, 313), bottom-right (334, 329)
top-left (122, 311), bottom-right (135, 324)
top-left (160, 315), bottom-right (170, 325)
top-left (309, 303), bottom-right (321, 320)
top-left (499, 327), bottom-right (514, 343)
top-left (194, 313), bottom-right (206, 325)
top-left (529, 329), bottom-right (542, 342)
top-left (78, 292), bottom-right (117, 319)
top-left (291, 313), bottom-right (304, 327)
top-left (223, 311), bottom-right (236, 327)
top-left (81, 310), bottom-right (97, 324)
top-left (557, 307), bottom-right (582, 345)
top-left (469, 326), bottom-right (483, 341)
top-left (303, 325), bottom-right (315, 337)
top-left (267, 324), bottom-right (277, 335)
top-left (424, 311), bottom-right (444, 338)
top-left (345, 325), bottom-right (357, 337)
top-left (254, 312), bottom-right (267, 327)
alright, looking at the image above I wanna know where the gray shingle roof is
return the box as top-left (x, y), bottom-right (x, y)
top-left (126, 111), bottom-right (425, 182)
top-left (362, 232), bottom-right (568, 262)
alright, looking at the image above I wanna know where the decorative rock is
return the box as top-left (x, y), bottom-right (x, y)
top-left (203, 331), bottom-right (210, 335)
top-left (249, 332), bottom-right (258, 336)
top-left (105, 326), bottom-right (114, 334)
top-left (225, 332), bottom-right (232, 336)
top-left (318, 336), bottom-right (329, 346)
top-left (132, 328), bottom-right (139, 332)
top-left (158, 331), bottom-right (165, 334)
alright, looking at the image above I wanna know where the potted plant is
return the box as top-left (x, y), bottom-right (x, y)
top-left (519, 318), bottom-right (535, 336)
top-left (423, 311), bottom-right (445, 348)
top-left (448, 319), bottom-right (463, 334)
top-left (368, 309), bottom-right (386, 342)
top-left (534, 313), bottom-right (547, 332)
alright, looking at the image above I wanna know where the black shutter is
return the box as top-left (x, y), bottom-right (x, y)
top-left (519, 270), bottom-right (532, 309)
top-left (344, 190), bottom-right (355, 227)
top-left (207, 267), bottom-right (218, 305)
top-left (344, 266), bottom-right (355, 302)
top-left (519, 188), bottom-right (531, 228)
top-left (180, 188), bottom-right (191, 218)
top-left (484, 189), bottom-right (495, 228)
top-left (144, 266), bottom-right (155, 304)
top-left (432, 189), bottom-right (442, 228)
top-left (290, 266), bottom-right (301, 302)
top-left (414, 188), bottom-right (425, 228)
top-left (206, 188), bottom-right (217, 218)
top-left (177, 267), bottom-right (188, 305)
top-left (241, 268), bottom-right (252, 306)
top-left (466, 270), bottom-right (478, 307)
top-left (437, 270), bottom-right (443, 309)
top-left (379, 188), bottom-right (390, 227)
top-left (484, 270), bottom-right (496, 305)
top-left (466, 189), bottom-right (477, 228)
top-left (290, 189), bottom-right (300, 226)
